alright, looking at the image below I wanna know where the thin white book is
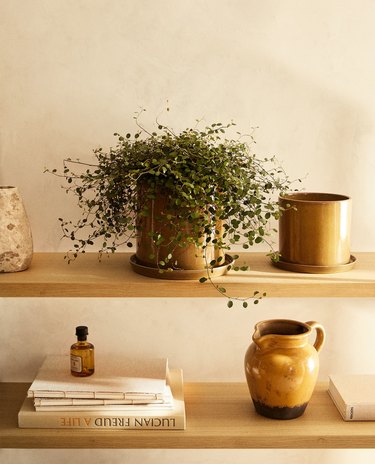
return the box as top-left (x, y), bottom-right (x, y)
top-left (19, 368), bottom-right (186, 429)
top-left (328, 374), bottom-right (375, 421)
top-left (34, 402), bottom-right (174, 412)
top-left (33, 386), bottom-right (173, 410)
top-left (27, 355), bottom-right (168, 400)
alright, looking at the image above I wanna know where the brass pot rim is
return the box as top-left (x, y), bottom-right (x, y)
top-left (279, 192), bottom-right (350, 203)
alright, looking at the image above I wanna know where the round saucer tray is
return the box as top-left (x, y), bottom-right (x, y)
top-left (271, 255), bottom-right (356, 274)
top-left (130, 254), bottom-right (234, 280)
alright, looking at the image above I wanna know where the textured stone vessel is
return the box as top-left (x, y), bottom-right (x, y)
top-left (0, 186), bottom-right (33, 272)
top-left (244, 319), bottom-right (325, 420)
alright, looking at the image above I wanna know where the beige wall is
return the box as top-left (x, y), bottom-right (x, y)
top-left (2, 0), bottom-right (375, 252)
top-left (1, 0), bottom-right (375, 462)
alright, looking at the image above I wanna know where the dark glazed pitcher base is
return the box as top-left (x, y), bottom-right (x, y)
top-left (253, 400), bottom-right (308, 420)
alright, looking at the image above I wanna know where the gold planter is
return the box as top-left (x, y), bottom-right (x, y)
top-left (275, 192), bottom-right (354, 273)
top-left (244, 319), bottom-right (325, 420)
top-left (132, 186), bottom-right (228, 279)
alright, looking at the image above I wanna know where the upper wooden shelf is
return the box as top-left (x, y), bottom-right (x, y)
top-left (2, 381), bottom-right (375, 449)
top-left (0, 252), bottom-right (374, 298)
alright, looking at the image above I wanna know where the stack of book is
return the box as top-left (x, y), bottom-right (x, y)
top-left (18, 355), bottom-right (186, 429)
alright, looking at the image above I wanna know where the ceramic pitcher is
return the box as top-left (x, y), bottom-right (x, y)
top-left (244, 319), bottom-right (325, 420)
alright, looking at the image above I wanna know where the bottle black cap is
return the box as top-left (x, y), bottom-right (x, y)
top-left (76, 326), bottom-right (88, 341)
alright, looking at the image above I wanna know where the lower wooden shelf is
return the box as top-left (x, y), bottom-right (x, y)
top-left (2, 381), bottom-right (375, 449)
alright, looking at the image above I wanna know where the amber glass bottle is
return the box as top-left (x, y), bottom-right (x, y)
top-left (70, 326), bottom-right (95, 377)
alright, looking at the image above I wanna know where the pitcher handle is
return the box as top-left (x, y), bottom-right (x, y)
top-left (305, 321), bottom-right (325, 352)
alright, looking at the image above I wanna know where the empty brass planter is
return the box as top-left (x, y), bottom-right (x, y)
top-left (275, 192), bottom-right (355, 273)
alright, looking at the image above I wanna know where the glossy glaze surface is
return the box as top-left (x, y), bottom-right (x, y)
top-left (245, 319), bottom-right (325, 419)
top-left (136, 188), bottom-right (224, 271)
top-left (279, 192), bottom-right (351, 267)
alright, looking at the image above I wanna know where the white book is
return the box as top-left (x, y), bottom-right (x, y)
top-left (34, 401), bottom-right (175, 412)
top-left (34, 385), bottom-right (173, 410)
top-left (328, 374), bottom-right (375, 421)
top-left (19, 369), bottom-right (186, 430)
top-left (27, 355), bottom-right (168, 400)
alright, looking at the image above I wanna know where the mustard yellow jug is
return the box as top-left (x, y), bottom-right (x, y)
top-left (244, 319), bottom-right (325, 420)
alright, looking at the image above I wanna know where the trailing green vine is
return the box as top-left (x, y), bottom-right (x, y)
top-left (46, 109), bottom-right (298, 307)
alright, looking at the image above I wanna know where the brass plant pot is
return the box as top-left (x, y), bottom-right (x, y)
top-left (275, 192), bottom-right (354, 273)
top-left (132, 186), bottom-right (229, 279)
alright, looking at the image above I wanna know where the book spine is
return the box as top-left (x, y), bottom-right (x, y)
top-left (18, 413), bottom-right (185, 429)
top-left (34, 403), bottom-right (174, 411)
top-left (28, 391), bottom-right (165, 400)
top-left (343, 404), bottom-right (375, 421)
top-left (34, 398), bottom-right (167, 406)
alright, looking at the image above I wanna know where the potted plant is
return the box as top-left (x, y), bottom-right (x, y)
top-left (47, 109), bottom-right (295, 306)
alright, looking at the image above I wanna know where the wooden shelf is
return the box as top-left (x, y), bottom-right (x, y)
top-left (0, 252), bottom-right (374, 298)
top-left (2, 381), bottom-right (375, 449)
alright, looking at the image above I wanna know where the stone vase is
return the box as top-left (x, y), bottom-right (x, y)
top-left (0, 186), bottom-right (33, 272)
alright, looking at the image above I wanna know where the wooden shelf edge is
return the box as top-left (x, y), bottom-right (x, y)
top-left (2, 382), bottom-right (375, 449)
top-left (0, 252), bottom-right (374, 298)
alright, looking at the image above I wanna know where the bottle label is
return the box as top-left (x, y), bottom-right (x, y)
top-left (70, 354), bottom-right (82, 373)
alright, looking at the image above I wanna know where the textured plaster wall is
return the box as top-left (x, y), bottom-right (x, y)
top-left (1, 0), bottom-right (375, 462)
